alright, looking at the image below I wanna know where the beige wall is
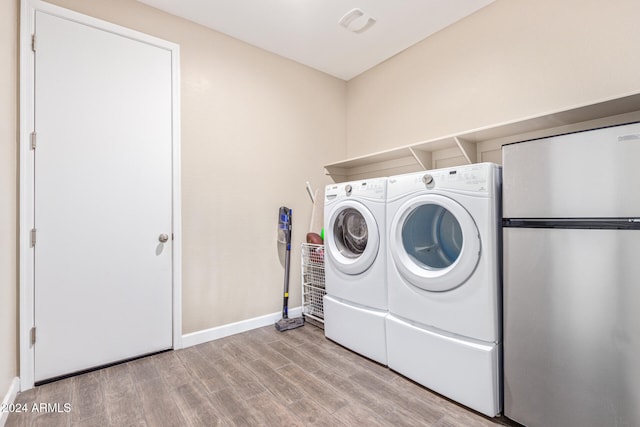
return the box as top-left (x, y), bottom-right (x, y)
top-left (0, 0), bottom-right (18, 398)
top-left (27, 0), bottom-right (348, 334)
top-left (346, 0), bottom-right (640, 162)
top-left (4, 0), bottom-right (640, 392)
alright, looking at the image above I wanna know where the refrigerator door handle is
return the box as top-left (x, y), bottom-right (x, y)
top-left (503, 217), bottom-right (640, 230)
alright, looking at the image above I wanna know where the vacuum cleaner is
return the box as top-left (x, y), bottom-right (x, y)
top-left (275, 206), bottom-right (304, 332)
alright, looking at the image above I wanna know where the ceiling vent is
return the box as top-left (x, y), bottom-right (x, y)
top-left (338, 8), bottom-right (376, 34)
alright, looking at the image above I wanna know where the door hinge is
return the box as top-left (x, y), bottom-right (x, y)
top-left (30, 228), bottom-right (36, 247)
top-left (30, 132), bottom-right (37, 150)
top-left (30, 327), bottom-right (36, 345)
top-left (31, 34), bottom-right (36, 52)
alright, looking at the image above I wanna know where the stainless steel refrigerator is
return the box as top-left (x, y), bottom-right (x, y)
top-left (502, 122), bottom-right (640, 427)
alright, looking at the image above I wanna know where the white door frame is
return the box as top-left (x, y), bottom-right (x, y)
top-left (19, 0), bottom-right (182, 391)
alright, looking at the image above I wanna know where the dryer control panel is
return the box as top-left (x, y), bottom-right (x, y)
top-left (387, 163), bottom-right (500, 198)
top-left (436, 164), bottom-right (491, 192)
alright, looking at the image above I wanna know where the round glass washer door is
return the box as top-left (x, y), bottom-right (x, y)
top-left (326, 200), bottom-right (380, 275)
top-left (390, 194), bottom-right (480, 292)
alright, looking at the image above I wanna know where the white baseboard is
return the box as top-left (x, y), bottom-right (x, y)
top-left (1, 377), bottom-right (20, 427)
top-left (181, 306), bottom-right (303, 348)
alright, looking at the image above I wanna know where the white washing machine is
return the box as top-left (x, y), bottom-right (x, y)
top-left (323, 177), bottom-right (387, 365)
top-left (385, 163), bottom-right (502, 417)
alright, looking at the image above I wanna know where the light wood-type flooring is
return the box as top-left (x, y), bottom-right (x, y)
top-left (6, 324), bottom-right (518, 427)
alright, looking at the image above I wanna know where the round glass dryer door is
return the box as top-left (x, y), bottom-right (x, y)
top-left (390, 194), bottom-right (480, 291)
top-left (326, 200), bottom-right (380, 275)
top-left (402, 204), bottom-right (463, 269)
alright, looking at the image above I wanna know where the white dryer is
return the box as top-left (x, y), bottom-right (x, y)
top-left (385, 163), bottom-right (502, 417)
top-left (324, 177), bottom-right (387, 365)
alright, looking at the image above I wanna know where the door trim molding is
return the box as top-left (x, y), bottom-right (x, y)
top-left (19, 0), bottom-right (182, 391)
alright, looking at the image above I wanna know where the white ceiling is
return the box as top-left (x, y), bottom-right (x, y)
top-left (137, 0), bottom-right (495, 81)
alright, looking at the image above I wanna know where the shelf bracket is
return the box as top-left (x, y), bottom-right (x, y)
top-left (409, 148), bottom-right (432, 170)
top-left (454, 136), bottom-right (477, 164)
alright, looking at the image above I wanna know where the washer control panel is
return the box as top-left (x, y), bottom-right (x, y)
top-left (326, 177), bottom-right (387, 201)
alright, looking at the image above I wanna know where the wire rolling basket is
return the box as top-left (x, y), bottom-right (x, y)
top-left (301, 243), bottom-right (326, 327)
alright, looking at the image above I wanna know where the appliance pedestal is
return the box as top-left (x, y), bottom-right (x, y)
top-left (386, 315), bottom-right (501, 417)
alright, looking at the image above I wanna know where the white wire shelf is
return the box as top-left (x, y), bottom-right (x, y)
top-left (301, 243), bottom-right (326, 326)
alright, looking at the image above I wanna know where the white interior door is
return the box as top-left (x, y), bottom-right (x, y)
top-left (33, 10), bottom-right (173, 382)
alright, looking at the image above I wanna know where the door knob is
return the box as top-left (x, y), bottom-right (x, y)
top-left (158, 233), bottom-right (169, 243)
